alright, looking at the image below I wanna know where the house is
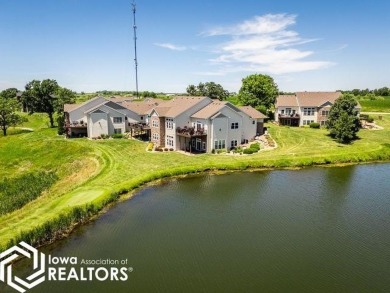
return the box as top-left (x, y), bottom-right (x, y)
top-left (64, 96), bottom-right (266, 152)
top-left (149, 97), bottom-right (266, 153)
top-left (275, 92), bottom-right (361, 127)
top-left (64, 96), bottom-right (139, 138)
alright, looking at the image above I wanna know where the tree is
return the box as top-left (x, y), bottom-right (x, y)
top-left (238, 74), bottom-right (279, 110)
top-left (0, 97), bottom-right (26, 136)
top-left (23, 79), bottom-right (75, 128)
top-left (0, 88), bottom-right (18, 100)
top-left (326, 94), bottom-right (360, 143)
top-left (186, 82), bottom-right (229, 100)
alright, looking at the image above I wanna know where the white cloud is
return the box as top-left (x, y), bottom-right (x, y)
top-left (154, 43), bottom-right (187, 51)
top-left (200, 14), bottom-right (335, 75)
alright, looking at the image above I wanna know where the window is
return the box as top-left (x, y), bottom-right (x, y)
top-left (303, 108), bottom-right (315, 116)
top-left (231, 140), bottom-right (238, 148)
top-left (140, 116), bottom-right (143, 120)
top-left (166, 118), bottom-right (173, 129)
top-left (113, 117), bottom-right (123, 123)
top-left (321, 110), bottom-right (329, 116)
top-left (202, 142), bottom-right (206, 151)
top-left (252, 120), bottom-right (255, 125)
top-left (231, 122), bottom-right (239, 129)
top-left (286, 108), bottom-right (292, 115)
top-left (303, 120), bottom-right (315, 125)
top-left (152, 133), bottom-right (159, 141)
top-left (196, 121), bottom-right (203, 130)
top-left (166, 135), bottom-right (174, 147)
top-left (152, 120), bottom-right (159, 127)
top-left (114, 128), bottom-right (122, 134)
top-left (320, 121), bottom-right (326, 126)
top-left (281, 109), bottom-right (285, 114)
top-left (214, 140), bottom-right (226, 150)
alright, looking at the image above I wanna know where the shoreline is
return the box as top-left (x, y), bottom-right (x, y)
top-left (3, 157), bottom-right (390, 252)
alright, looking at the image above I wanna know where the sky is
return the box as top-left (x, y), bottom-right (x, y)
top-left (1, 0), bottom-right (390, 93)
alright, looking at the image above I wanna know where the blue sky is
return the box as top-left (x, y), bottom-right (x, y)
top-left (1, 0), bottom-right (390, 93)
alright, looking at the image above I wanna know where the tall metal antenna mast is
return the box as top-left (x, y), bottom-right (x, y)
top-left (132, 1), bottom-right (139, 98)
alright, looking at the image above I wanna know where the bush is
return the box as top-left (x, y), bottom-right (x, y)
top-left (169, 148), bottom-right (174, 151)
top-left (211, 149), bottom-right (215, 154)
top-left (164, 148), bottom-right (168, 151)
top-left (243, 148), bottom-right (254, 154)
top-left (112, 133), bottom-right (124, 139)
top-left (147, 143), bottom-right (154, 151)
top-left (309, 122), bottom-right (320, 129)
top-left (155, 147), bottom-right (163, 152)
top-left (366, 116), bottom-right (374, 123)
top-left (360, 114), bottom-right (369, 120)
top-left (249, 142), bottom-right (260, 151)
top-left (100, 134), bottom-right (109, 139)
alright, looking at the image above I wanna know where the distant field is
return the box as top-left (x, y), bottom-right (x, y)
top-left (359, 96), bottom-right (390, 112)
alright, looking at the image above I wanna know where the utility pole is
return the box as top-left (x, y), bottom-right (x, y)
top-left (132, 1), bottom-right (139, 98)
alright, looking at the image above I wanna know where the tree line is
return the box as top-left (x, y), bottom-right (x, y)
top-left (342, 87), bottom-right (390, 97)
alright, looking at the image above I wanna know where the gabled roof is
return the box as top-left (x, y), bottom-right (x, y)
top-left (275, 92), bottom-right (351, 108)
top-left (152, 96), bottom-right (210, 118)
top-left (90, 109), bottom-right (107, 114)
top-left (296, 92), bottom-right (342, 107)
top-left (84, 101), bottom-right (127, 116)
top-left (123, 99), bottom-right (166, 115)
top-left (239, 106), bottom-right (267, 119)
top-left (64, 96), bottom-right (107, 113)
top-left (191, 101), bottom-right (228, 119)
top-left (275, 95), bottom-right (299, 107)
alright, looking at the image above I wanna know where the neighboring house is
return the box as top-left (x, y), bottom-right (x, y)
top-left (64, 96), bottom-right (266, 152)
top-left (64, 96), bottom-right (139, 138)
top-left (275, 92), bottom-right (361, 127)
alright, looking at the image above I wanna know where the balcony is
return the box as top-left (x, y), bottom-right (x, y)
top-left (176, 126), bottom-right (206, 137)
top-left (129, 122), bottom-right (150, 131)
top-left (278, 113), bottom-right (300, 119)
top-left (66, 121), bottom-right (87, 128)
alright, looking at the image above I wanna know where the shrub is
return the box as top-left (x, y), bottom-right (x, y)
top-left (155, 147), bottom-right (163, 152)
top-left (243, 148), bottom-right (254, 154)
top-left (249, 142), bottom-right (260, 151)
top-left (147, 143), bottom-right (154, 151)
top-left (112, 133), bottom-right (124, 139)
top-left (100, 134), bottom-right (109, 139)
top-left (309, 122), bottom-right (320, 129)
top-left (211, 149), bottom-right (215, 154)
top-left (169, 148), bottom-right (174, 151)
top-left (164, 148), bottom-right (168, 151)
top-left (366, 116), bottom-right (374, 123)
top-left (360, 114), bottom-right (369, 120)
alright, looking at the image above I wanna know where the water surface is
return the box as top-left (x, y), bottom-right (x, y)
top-left (4, 164), bottom-right (390, 292)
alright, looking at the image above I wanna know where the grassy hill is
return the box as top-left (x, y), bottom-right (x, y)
top-left (1, 113), bottom-right (390, 248)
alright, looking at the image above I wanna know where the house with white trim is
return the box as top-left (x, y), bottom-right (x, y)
top-left (64, 96), bottom-right (266, 152)
top-left (275, 92), bottom-right (361, 127)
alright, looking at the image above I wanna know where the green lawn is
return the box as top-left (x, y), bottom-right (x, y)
top-left (1, 114), bottom-right (390, 248)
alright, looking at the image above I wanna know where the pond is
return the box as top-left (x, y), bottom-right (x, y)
top-left (3, 164), bottom-right (390, 292)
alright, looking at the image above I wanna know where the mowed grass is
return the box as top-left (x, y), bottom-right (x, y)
top-left (1, 114), bottom-right (390, 247)
top-left (359, 97), bottom-right (390, 112)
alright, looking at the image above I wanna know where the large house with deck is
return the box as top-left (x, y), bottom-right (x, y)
top-left (275, 92), bottom-right (361, 127)
top-left (64, 96), bottom-right (266, 153)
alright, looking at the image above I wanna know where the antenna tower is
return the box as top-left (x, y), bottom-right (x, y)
top-left (132, 1), bottom-right (139, 98)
